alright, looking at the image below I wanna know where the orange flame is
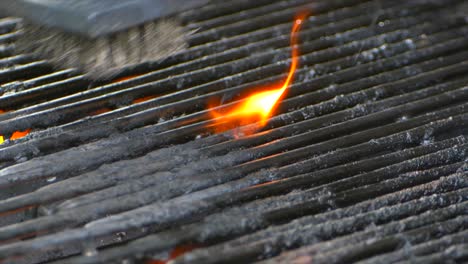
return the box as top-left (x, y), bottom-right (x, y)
top-left (207, 13), bottom-right (307, 136)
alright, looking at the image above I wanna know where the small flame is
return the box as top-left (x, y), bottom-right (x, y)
top-left (207, 14), bottom-right (307, 135)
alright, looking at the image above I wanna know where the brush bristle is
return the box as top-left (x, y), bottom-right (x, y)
top-left (15, 18), bottom-right (188, 79)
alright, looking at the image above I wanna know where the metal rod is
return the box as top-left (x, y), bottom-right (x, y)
top-left (64, 167), bottom-right (466, 264)
top-left (0, 140), bottom-right (463, 257)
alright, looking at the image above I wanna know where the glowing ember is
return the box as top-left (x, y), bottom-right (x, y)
top-left (0, 110), bottom-right (33, 144)
top-left (208, 14), bottom-right (307, 135)
top-left (133, 95), bottom-right (158, 104)
top-left (1, 128), bottom-right (32, 144)
top-left (90, 107), bottom-right (112, 116)
top-left (114, 74), bottom-right (140, 83)
top-left (146, 245), bottom-right (199, 264)
top-left (0, 110), bottom-right (6, 144)
top-left (10, 129), bottom-right (31, 140)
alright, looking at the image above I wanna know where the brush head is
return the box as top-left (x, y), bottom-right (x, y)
top-left (3, 0), bottom-right (209, 79)
top-left (15, 18), bottom-right (188, 79)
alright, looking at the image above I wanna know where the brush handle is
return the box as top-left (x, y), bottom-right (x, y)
top-left (1, 0), bottom-right (209, 37)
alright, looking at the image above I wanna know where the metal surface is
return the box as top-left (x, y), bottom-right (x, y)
top-left (0, 0), bottom-right (466, 263)
top-left (1, 0), bottom-right (209, 37)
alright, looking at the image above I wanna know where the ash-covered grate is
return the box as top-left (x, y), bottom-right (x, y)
top-left (0, 0), bottom-right (467, 263)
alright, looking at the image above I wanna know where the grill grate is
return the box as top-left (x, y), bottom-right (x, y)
top-left (0, 0), bottom-right (467, 263)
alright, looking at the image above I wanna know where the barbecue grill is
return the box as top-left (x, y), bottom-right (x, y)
top-left (0, 0), bottom-right (467, 263)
